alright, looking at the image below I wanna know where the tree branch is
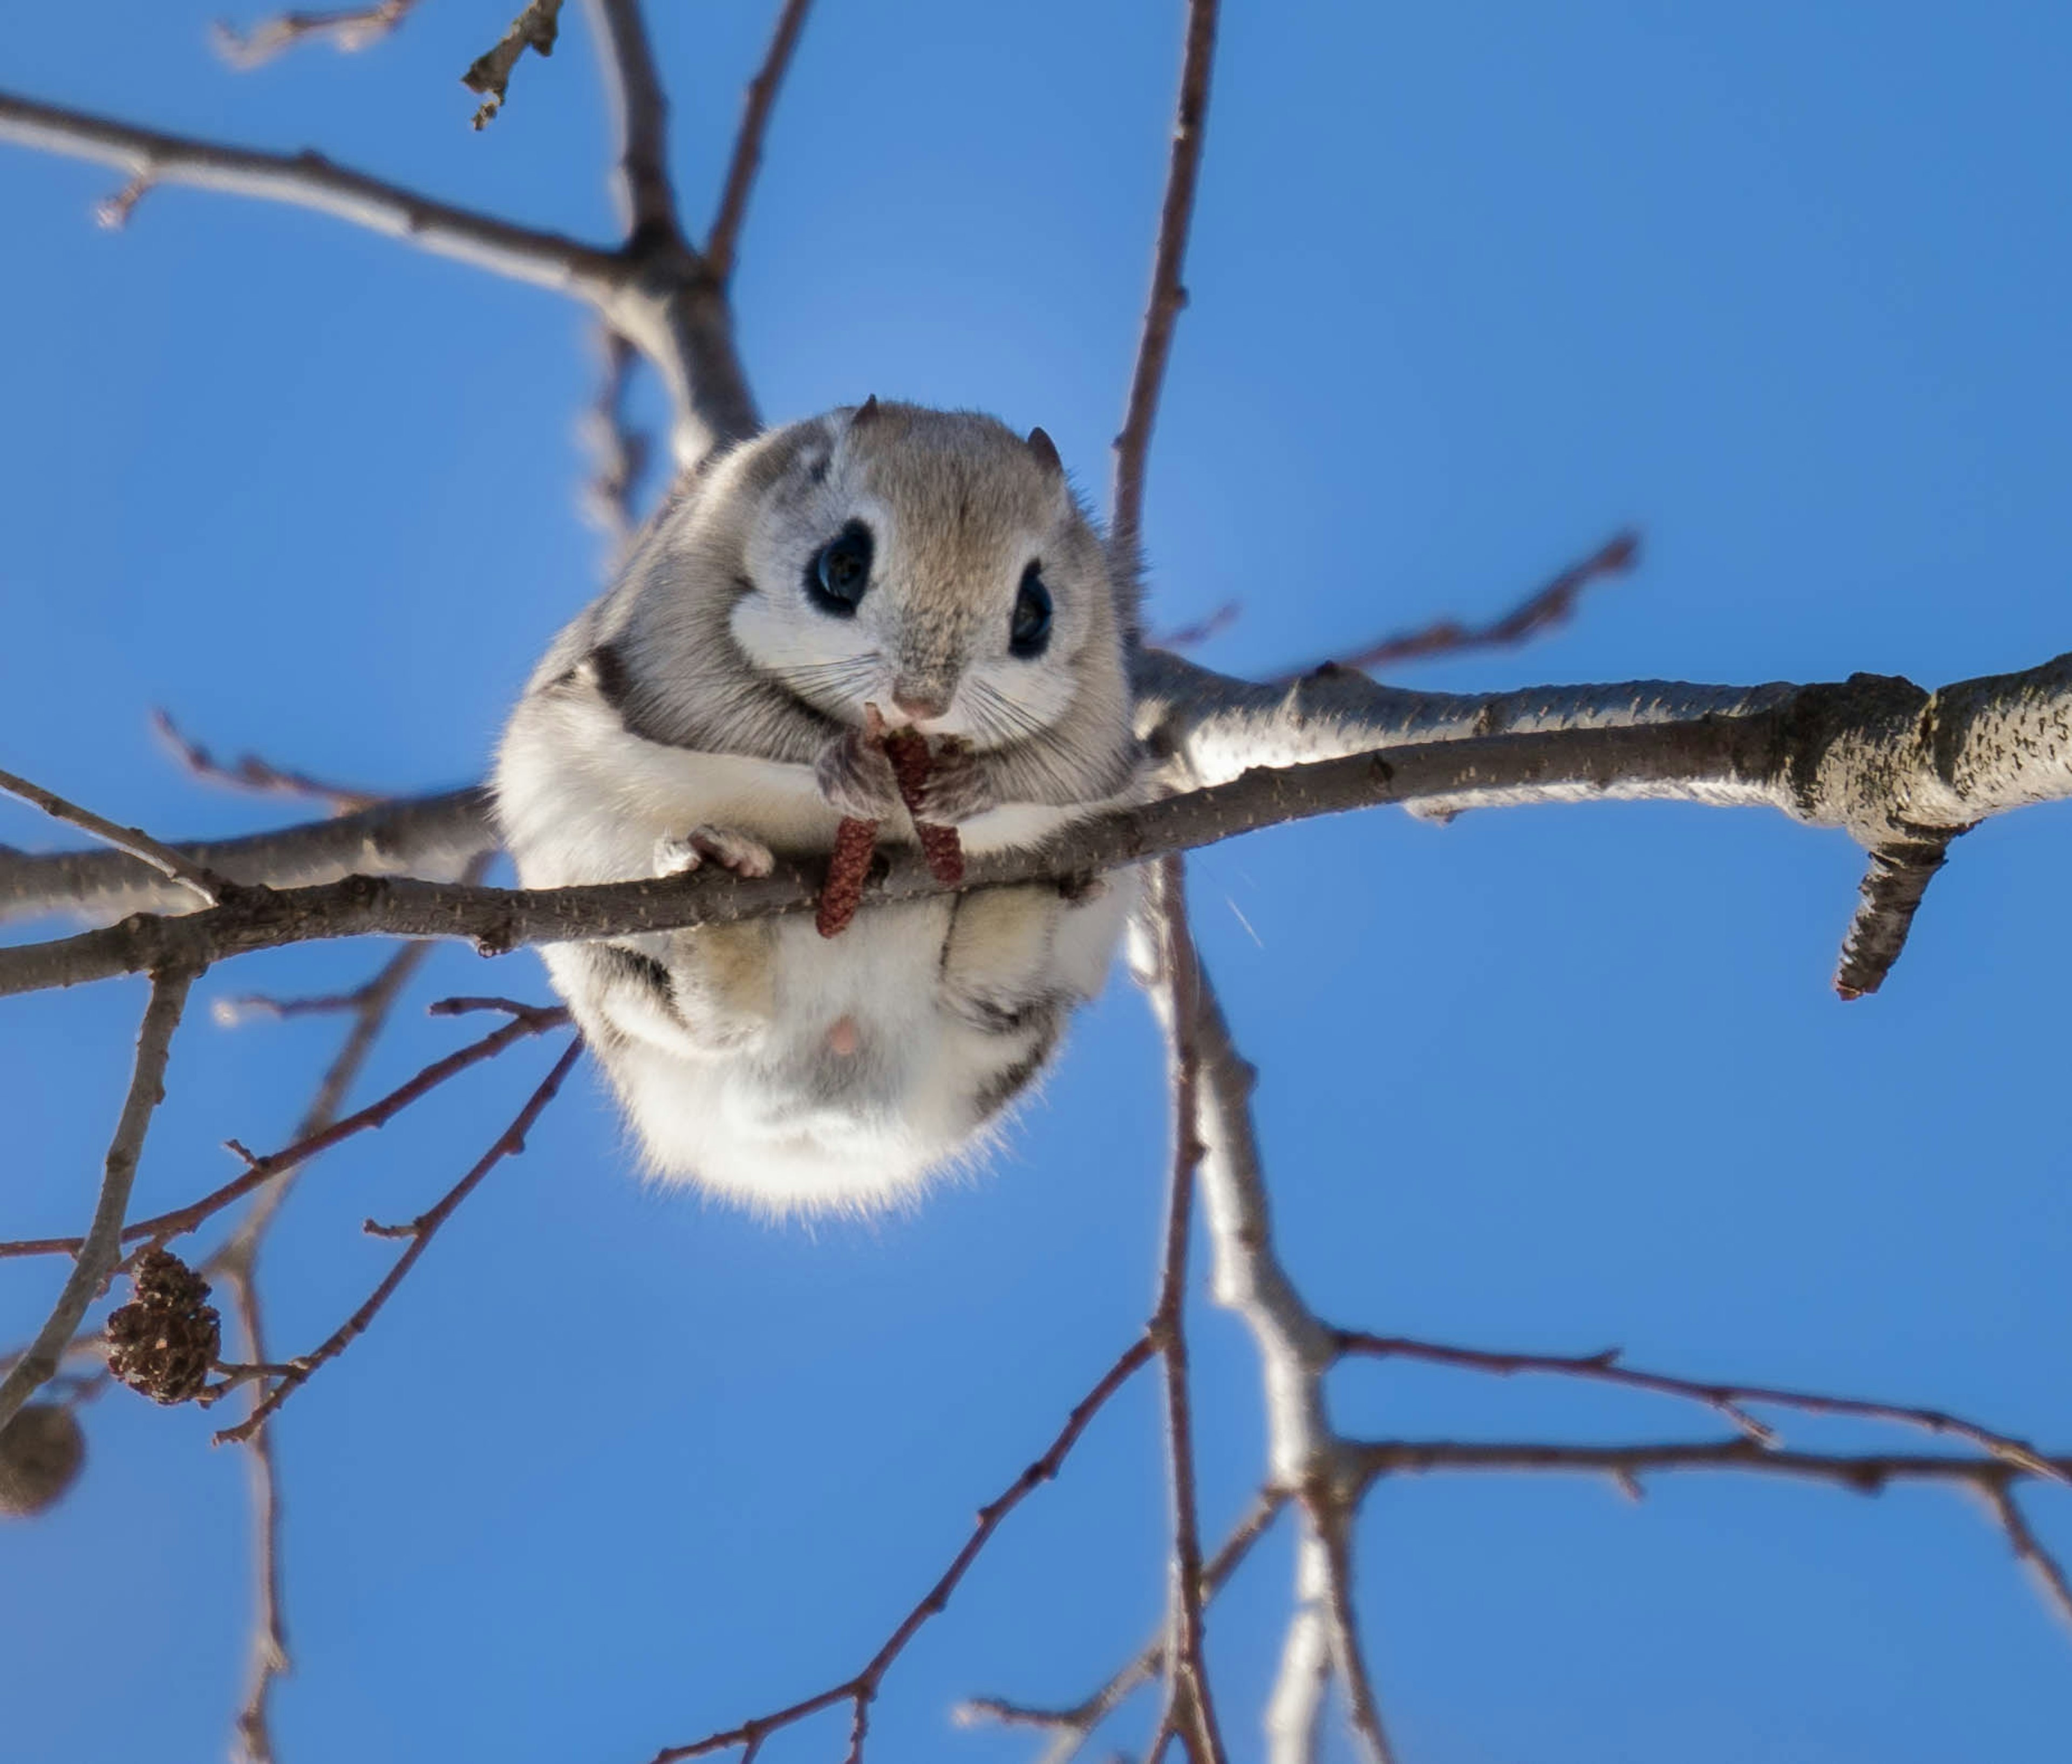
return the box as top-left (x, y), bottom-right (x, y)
top-left (214, 1034), bottom-right (582, 1444)
top-left (1109, 0), bottom-right (1219, 562)
top-left (1277, 529), bottom-right (1639, 679)
top-left (583, 0), bottom-right (676, 234)
top-left (0, 966), bottom-right (195, 1432)
top-left (1834, 831), bottom-right (1968, 999)
top-left (0, 784), bottom-right (494, 927)
top-left (0, 90), bottom-right (621, 292)
top-left (152, 709), bottom-right (385, 816)
top-left (1333, 1331), bottom-right (2062, 1477)
top-left (704, 0), bottom-right (815, 283)
top-left (0, 1000), bottom-right (568, 1261)
top-left (643, 1335), bottom-right (1157, 1763)
top-left (1145, 857), bottom-right (1228, 1764)
top-left (0, 763), bottom-right (221, 905)
top-left (957, 1491), bottom-right (1288, 1764)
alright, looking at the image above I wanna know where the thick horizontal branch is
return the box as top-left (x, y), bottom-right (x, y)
top-left (1136, 647), bottom-right (2072, 839)
top-left (0, 719), bottom-right (1787, 997)
top-left (9, 646), bottom-right (2072, 992)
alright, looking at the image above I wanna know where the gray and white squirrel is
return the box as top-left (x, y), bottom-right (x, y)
top-left (494, 400), bottom-right (1146, 1212)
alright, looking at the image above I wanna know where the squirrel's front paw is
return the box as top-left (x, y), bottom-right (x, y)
top-left (912, 738), bottom-right (997, 825)
top-left (815, 727), bottom-right (902, 822)
top-left (654, 825), bottom-right (775, 878)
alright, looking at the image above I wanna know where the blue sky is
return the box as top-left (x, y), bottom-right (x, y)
top-left (5, 3), bottom-right (2072, 1761)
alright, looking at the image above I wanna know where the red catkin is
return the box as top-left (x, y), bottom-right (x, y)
top-left (816, 816), bottom-right (880, 938)
top-left (883, 728), bottom-right (966, 886)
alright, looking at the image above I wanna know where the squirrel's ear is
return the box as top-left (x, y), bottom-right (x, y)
top-left (1025, 426), bottom-right (1062, 478)
top-left (851, 394), bottom-right (881, 428)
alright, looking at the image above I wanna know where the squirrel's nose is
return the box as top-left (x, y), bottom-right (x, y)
top-left (889, 686), bottom-right (951, 724)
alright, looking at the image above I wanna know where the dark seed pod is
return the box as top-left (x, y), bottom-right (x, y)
top-left (105, 1249), bottom-right (221, 1406)
top-left (882, 728), bottom-right (965, 886)
top-left (0, 1403), bottom-right (85, 1518)
top-left (816, 816), bottom-right (881, 938)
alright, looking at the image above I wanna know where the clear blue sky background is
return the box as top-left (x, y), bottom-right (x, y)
top-left (5, 3), bottom-right (2072, 1761)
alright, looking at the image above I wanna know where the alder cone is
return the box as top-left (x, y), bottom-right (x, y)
top-left (882, 728), bottom-right (966, 886)
top-left (816, 816), bottom-right (880, 939)
top-left (105, 1249), bottom-right (221, 1405)
top-left (0, 1403), bottom-right (85, 1518)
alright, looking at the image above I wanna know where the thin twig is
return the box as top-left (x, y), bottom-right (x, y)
top-left (957, 1498), bottom-right (1286, 1764)
top-left (1348, 1436), bottom-right (2072, 1489)
top-left (1333, 1331), bottom-right (2064, 1479)
top-left (1278, 530), bottom-right (1640, 680)
top-left (210, 928), bottom-right (447, 1761)
top-left (644, 1336), bottom-right (1157, 1763)
top-left (1109, 0), bottom-right (1220, 562)
top-left (705, 0), bottom-right (815, 282)
top-left (1983, 1484), bottom-right (2072, 1628)
top-left (0, 966), bottom-right (195, 1431)
top-left (216, 1035), bottom-right (583, 1444)
top-left (0, 764), bottom-right (220, 904)
top-left (153, 709), bottom-right (384, 815)
top-left (213, 1), bottom-right (420, 69)
top-left (0, 1001), bottom-right (568, 1261)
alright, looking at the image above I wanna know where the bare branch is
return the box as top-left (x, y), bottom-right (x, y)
top-left (1110, 0), bottom-right (1220, 561)
top-left (0, 999), bottom-right (567, 1260)
top-left (1307, 1499), bottom-right (1389, 1764)
top-left (1984, 1484), bottom-right (2072, 1629)
top-left (209, 929), bottom-right (446, 1761)
top-left (213, 1), bottom-right (420, 68)
top-left (644, 1335), bottom-right (1157, 1763)
top-left (0, 763), bottom-right (221, 905)
top-left (957, 1492), bottom-right (1288, 1764)
top-left (0, 90), bottom-right (622, 294)
top-left (215, 1034), bottom-right (583, 1444)
top-left (1145, 858), bottom-right (1226, 1764)
top-left (583, 0), bottom-right (676, 233)
top-left (1348, 1435), bottom-right (2072, 1488)
top-left (0, 966), bottom-right (195, 1432)
top-left (464, 0), bottom-right (565, 131)
top-left (0, 785), bottom-right (493, 927)
top-left (1278, 530), bottom-right (1639, 679)
top-left (153, 709), bottom-right (384, 815)
top-left (213, 1256), bottom-right (289, 1763)
top-left (1834, 832), bottom-right (1968, 999)
top-left (704, 0), bottom-right (815, 283)
top-left (578, 324), bottom-right (652, 556)
top-left (1333, 1331), bottom-right (2063, 1478)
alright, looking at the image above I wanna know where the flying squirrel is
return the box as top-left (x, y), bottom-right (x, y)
top-left (494, 400), bottom-right (1147, 1212)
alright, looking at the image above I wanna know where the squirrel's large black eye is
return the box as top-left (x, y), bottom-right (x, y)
top-left (806, 521), bottom-right (874, 616)
top-left (1010, 563), bottom-right (1053, 658)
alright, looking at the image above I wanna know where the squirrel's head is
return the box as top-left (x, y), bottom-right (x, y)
top-left (713, 400), bottom-right (1132, 751)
